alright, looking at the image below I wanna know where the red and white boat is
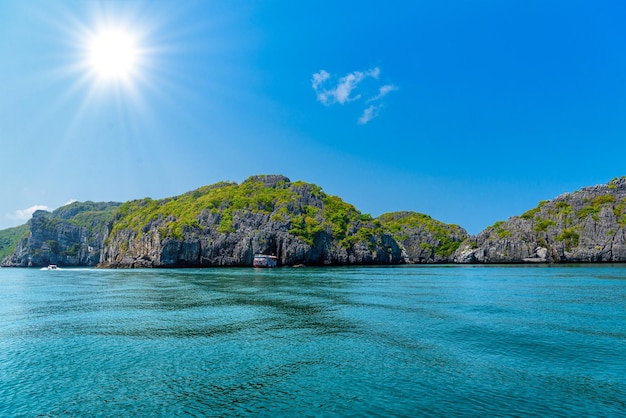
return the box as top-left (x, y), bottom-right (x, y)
top-left (253, 254), bottom-right (278, 268)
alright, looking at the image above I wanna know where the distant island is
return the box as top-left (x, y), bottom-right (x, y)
top-left (1, 174), bottom-right (625, 268)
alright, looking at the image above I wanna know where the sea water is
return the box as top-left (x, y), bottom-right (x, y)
top-left (0, 265), bottom-right (624, 417)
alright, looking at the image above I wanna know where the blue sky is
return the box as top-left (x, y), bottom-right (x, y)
top-left (1, 0), bottom-right (625, 234)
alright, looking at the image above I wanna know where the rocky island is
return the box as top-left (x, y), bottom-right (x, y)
top-left (1, 201), bottom-right (120, 267)
top-left (1, 175), bottom-right (625, 267)
top-left (455, 176), bottom-right (626, 263)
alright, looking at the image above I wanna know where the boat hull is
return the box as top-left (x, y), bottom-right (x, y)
top-left (253, 255), bottom-right (278, 268)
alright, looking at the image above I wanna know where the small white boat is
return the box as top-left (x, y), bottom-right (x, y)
top-left (46, 264), bottom-right (58, 270)
top-left (253, 254), bottom-right (278, 268)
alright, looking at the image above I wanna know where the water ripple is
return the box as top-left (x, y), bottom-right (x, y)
top-left (0, 265), bottom-right (624, 417)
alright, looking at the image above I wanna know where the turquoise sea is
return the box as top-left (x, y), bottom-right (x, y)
top-left (0, 265), bottom-right (624, 417)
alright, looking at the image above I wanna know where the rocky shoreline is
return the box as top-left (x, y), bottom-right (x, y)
top-left (1, 175), bottom-right (625, 268)
top-left (454, 177), bottom-right (626, 263)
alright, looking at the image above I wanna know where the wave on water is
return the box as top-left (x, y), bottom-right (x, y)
top-left (39, 267), bottom-right (94, 271)
top-left (1, 265), bottom-right (624, 417)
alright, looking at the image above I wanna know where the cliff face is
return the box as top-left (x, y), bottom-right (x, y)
top-left (99, 175), bottom-right (409, 267)
top-left (1, 202), bottom-right (121, 267)
top-left (378, 211), bottom-right (469, 263)
top-left (454, 177), bottom-right (626, 263)
top-left (0, 224), bottom-right (29, 262)
top-left (5, 175), bottom-right (625, 267)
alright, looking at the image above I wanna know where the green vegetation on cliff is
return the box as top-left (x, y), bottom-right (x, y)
top-left (491, 221), bottom-right (512, 239)
top-left (1, 202), bottom-right (119, 263)
top-left (1, 201), bottom-right (121, 267)
top-left (0, 224), bottom-right (29, 261)
top-left (378, 211), bottom-right (467, 258)
top-left (111, 178), bottom-right (305, 238)
top-left (8, 175), bottom-right (624, 267)
top-left (520, 200), bottom-right (549, 220)
top-left (109, 175), bottom-right (382, 249)
top-left (54, 201), bottom-right (121, 228)
top-left (456, 176), bottom-right (626, 263)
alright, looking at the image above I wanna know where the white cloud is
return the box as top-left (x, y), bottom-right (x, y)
top-left (358, 104), bottom-right (381, 125)
top-left (367, 67), bottom-right (381, 79)
top-left (312, 70), bottom-right (331, 103)
top-left (312, 70), bottom-right (330, 90)
top-left (4, 200), bottom-right (79, 226)
top-left (334, 71), bottom-right (365, 104)
top-left (368, 84), bottom-right (398, 102)
top-left (312, 67), bottom-right (395, 124)
top-left (7, 204), bottom-right (51, 221)
top-left (312, 67), bottom-right (382, 106)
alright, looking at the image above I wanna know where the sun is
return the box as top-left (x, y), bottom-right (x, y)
top-left (87, 28), bottom-right (139, 80)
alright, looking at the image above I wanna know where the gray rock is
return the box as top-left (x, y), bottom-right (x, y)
top-left (454, 177), bottom-right (626, 263)
top-left (377, 211), bottom-right (469, 263)
top-left (7, 175), bottom-right (625, 268)
top-left (2, 202), bottom-right (120, 267)
top-left (98, 176), bottom-right (408, 268)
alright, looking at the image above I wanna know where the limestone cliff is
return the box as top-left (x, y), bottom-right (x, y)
top-left (7, 175), bottom-right (624, 267)
top-left (0, 224), bottom-right (29, 262)
top-left (377, 211), bottom-right (469, 263)
top-left (454, 177), bottom-right (626, 263)
top-left (99, 175), bottom-right (408, 267)
top-left (1, 201), bottom-right (121, 267)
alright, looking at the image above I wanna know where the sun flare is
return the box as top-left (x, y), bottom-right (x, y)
top-left (87, 28), bottom-right (139, 80)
